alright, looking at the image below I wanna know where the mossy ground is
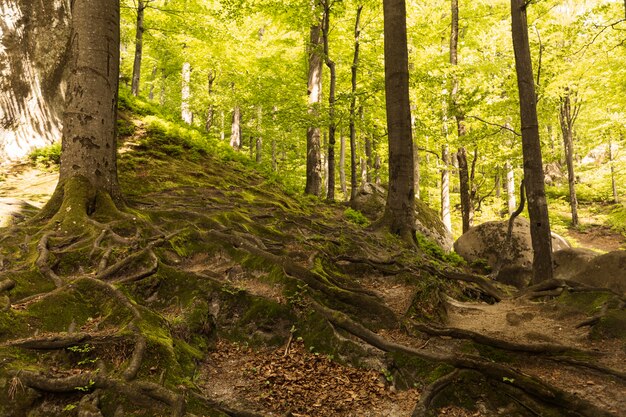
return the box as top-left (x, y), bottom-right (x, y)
top-left (1, 92), bottom-right (624, 416)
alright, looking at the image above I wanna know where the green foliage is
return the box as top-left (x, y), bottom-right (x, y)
top-left (343, 208), bottom-right (369, 226)
top-left (607, 204), bottom-right (626, 235)
top-left (415, 232), bottom-right (465, 266)
top-left (28, 143), bottom-right (61, 168)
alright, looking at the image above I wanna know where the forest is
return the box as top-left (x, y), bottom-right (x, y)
top-left (0, 0), bottom-right (625, 416)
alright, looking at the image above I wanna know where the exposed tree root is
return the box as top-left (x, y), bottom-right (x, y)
top-left (206, 229), bottom-right (396, 324)
top-left (409, 321), bottom-right (596, 355)
top-left (36, 231), bottom-right (63, 287)
top-left (14, 370), bottom-right (185, 417)
top-left (547, 356), bottom-right (626, 382)
top-left (421, 264), bottom-right (505, 302)
top-left (410, 369), bottom-right (462, 417)
top-left (189, 391), bottom-right (272, 417)
top-left (0, 278), bottom-right (15, 292)
top-left (310, 299), bottom-right (618, 417)
top-left (1, 333), bottom-right (125, 350)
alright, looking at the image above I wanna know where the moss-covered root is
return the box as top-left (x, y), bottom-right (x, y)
top-left (310, 299), bottom-right (619, 417)
top-left (411, 369), bottom-right (462, 417)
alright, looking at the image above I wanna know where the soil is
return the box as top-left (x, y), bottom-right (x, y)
top-left (1, 161), bottom-right (625, 417)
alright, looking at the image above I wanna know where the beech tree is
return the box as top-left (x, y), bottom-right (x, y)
top-left (305, 10), bottom-right (324, 196)
top-left (41, 0), bottom-right (122, 222)
top-left (511, 0), bottom-right (553, 283)
top-left (377, 0), bottom-right (415, 241)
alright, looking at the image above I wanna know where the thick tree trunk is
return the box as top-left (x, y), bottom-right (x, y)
top-left (349, 7), bottom-right (363, 202)
top-left (559, 90), bottom-right (580, 227)
top-left (181, 62), bottom-right (192, 125)
top-left (379, 0), bottom-right (416, 241)
top-left (505, 161), bottom-right (517, 215)
top-left (41, 0), bottom-right (122, 221)
top-left (441, 145), bottom-right (452, 233)
top-left (457, 147), bottom-right (472, 233)
top-left (511, 0), bottom-right (553, 283)
top-left (230, 107), bottom-right (241, 149)
top-left (305, 20), bottom-right (324, 196)
top-left (322, 1), bottom-right (337, 201)
top-left (131, 0), bottom-right (145, 97)
top-left (59, 0), bottom-right (120, 197)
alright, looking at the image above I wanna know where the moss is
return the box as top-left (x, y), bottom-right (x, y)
top-left (590, 309), bottom-right (626, 341)
top-left (557, 290), bottom-right (613, 316)
top-left (6, 269), bottom-right (55, 301)
top-left (389, 350), bottom-right (454, 390)
top-left (473, 344), bottom-right (514, 363)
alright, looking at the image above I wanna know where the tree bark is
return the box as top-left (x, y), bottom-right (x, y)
top-left (230, 107), bottom-right (241, 149)
top-left (457, 147), bottom-right (472, 233)
top-left (378, 0), bottom-right (415, 242)
top-left (441, 145), bottom-right (452, 233)
top-left (349, 7), bottom-right (363, 202)
top-left (205, 70), bottom-right (216, 133)
top-left (609, 137), bottom-right (619, 203)
top-left (505, 161), bottom-right (517, 215)
top-left (131, 0), bottom-right (145, 97)
top-left (511, 0), bottom-right (553, 283)
top-left (57, 0), bottom-right (121, 200)
top-left (322, 0), bottom-right (337, 201)
top-left (558, 89), bottom-right (580, 227)
top-left (340, 132), bottom-right (347, 199)
top-left (305, 17), bottom-right (324, 196)
top-left (181, 62), bottom-right (192, 125)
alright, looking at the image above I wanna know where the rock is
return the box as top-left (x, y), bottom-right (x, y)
top-left (552, 247), bottom-right (598, 281)
top-left (351, 183), bottom-right (453, 251)
top-left (569, 250), bottom-right (626, 295)
top-left (453, 218), bottom-right (570, 286)
top-left (543, 162), bottom-right (565, 185)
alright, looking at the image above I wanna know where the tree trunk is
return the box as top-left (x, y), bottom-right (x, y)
top-left (414, 144), bottom-right (421, 200)
top-left (205, 70), bottom-right (216, 133)
top-left (256, 106), bottom-right (262, 163)
top-left (441, 145), bottom-right (452, 233)
top-left (42, 0), bottom-right (122, 219)
top-left (149, 66), bottom-right (157, 101)
top-left (378, 0), bottom-right (415, 241)
top-left (558, 89), bottom-right (580, 227)
top-left (181, 62), bottom-right (192, 125)
top-left (220, 111), bottom-right (225, 141)
top-left (340, 132), bottom-right (347, 199)
top-left (305, 19), bottom-right (324, 196)
top-left (505, 162), bottom-right (516, 215)
top-left (495, 167), bottom-right (501, 199)
top-left (349, 7), bottom-right (364, 203)
top-left (322, 1), bottom-right (336, 201)
top-left (131, 0), bottom-right (145, 97)
top-left (230, 107), bottom-right (241, 149)
top-left (511, 0), bottom-right (553, 283)
top-left (457, 147), bottom-right (472, 233)
top-left (609, 137), bottom-right (619, 203)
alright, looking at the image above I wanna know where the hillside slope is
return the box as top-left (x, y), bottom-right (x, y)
top-left (0, 99), bottom-right (624, 417)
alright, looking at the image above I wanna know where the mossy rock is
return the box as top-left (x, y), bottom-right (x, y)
top-left (590, 309), bottom-right (626, 341)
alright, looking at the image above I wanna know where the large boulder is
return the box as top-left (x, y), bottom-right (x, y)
top-left (454, 218), bottom-right (570, 287)
top-left (352, 183), bottom-right (453, 251)
top-left (569, 251), bottom-right (626, 295)
top-left (0, 0), bottom-right (70, 163)
top-left (552, 247), bottom-right (598, 281)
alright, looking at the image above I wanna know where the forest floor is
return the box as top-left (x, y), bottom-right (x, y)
top-left (0, 157), bottom-right (626, 417)
top-left (0, 101), bottom-right (626, 417)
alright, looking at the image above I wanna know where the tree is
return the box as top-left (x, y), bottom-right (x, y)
top-left (305, 11), bottom-right (324, 196)
top-left (131, 0), bottom-right (147, 96)
top-left (558, 88), bottom-right (581, 226)
top-left (40, 0), bottom-right (122, 223)
top-left (511, 0), bottom-right (553, 284)
top-left (321, 0), bottom-right (337, 201)
top-left (377, 0), bottom-right (415, 242)
top-left (349, 6), bottom-right (364, 203)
